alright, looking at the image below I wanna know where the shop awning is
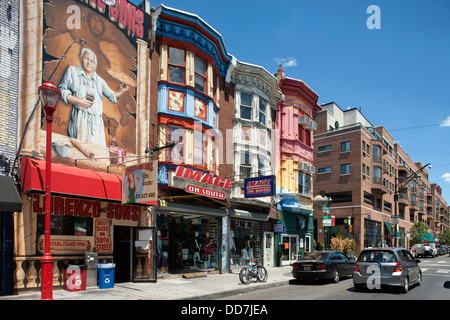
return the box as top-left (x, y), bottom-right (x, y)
top-left (422, 232), bottom-right (435, 243)
top-left (229, 209), bottom-right (269, 222)
top-left (20, 157), bottom-right (122, 201)
top-left (277, 193), bottom-right (313, 215)
top-left (157, 200), bottom-right (228, 217)
top-left (0, 175), bottom-right (22, 212)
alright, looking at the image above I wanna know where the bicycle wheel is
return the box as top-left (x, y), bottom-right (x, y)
top-left (257, 266), bottom-right (268, 282)
top-left (239, 267), bottom-right (250, 284)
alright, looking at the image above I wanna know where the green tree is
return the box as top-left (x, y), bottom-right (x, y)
top-left (437, 229), bottom-right (450, 245)
top-left (410, 221), bottom-right (428, 244)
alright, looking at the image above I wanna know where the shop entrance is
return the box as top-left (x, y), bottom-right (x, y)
top-left (114, 226), bottom-right (132, 283)
top-left (281, 234), bottom-right (299, 265)
top-left (158, 214), bottom-right (220, 274)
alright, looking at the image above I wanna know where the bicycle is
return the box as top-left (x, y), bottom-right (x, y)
top-left (239, 259), bottom-right (268, 284)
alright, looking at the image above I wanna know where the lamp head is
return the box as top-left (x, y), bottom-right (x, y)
top-left (39, 81), bottom-right (61, 121)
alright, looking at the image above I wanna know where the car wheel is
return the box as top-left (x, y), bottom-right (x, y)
top-left (331, 269), bottom-right (339, 283)
top-left (401, 277), bottom-right (409, 293)
top-left (417, 272), bottom-right (422, 286)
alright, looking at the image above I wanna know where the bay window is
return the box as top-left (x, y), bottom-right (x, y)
top-left (168, 47), bottom-right (185, 84)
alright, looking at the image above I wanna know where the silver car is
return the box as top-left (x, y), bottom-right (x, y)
top-left (353, 248), bottom-right (422, 293)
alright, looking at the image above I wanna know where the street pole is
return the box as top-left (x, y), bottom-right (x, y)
top-left (39, 81), bottom-right (61, 300)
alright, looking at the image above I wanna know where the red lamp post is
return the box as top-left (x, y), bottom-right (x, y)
top-left (38, 81), bottom-right (61, 300)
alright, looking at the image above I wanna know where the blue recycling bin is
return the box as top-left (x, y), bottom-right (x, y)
top-left (97, 263), bottom-right (115, 289)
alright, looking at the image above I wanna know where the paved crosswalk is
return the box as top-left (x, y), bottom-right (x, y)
top-left (420, 259), bottom-right (450, 275)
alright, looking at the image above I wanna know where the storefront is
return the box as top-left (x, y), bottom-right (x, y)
top-left (15, 157), bottom-right (155, 292)
top-left (0, 175), bottom-right (22, 295)
top-left (277, 193), bottom-right (314, 265)
top-left (228, 209), bottom-right (268, 268)
top-left (156, 201), bottom-right (226, 274)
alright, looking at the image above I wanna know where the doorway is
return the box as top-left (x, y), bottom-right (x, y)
top-left (281, 234), bottom-right (299, 265)
top-left (114, 226), bottom-right (132, 283)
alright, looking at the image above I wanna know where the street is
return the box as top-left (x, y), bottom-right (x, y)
top-left (220, 255), bottom-right (450, 300)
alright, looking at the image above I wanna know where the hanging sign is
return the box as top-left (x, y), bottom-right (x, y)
top-left (170, 166), bottom-right (233, 200)
top-left (244, 175), bottom-right (275, 198)
top-left (122, 160), bottom-right (158, 204)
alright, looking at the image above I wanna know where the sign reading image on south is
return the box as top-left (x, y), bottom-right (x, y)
top-left (244, 175), bottom-right (275, 198)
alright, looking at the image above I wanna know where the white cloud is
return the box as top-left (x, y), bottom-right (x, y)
top-left (440, 116), bottom-right (450, 127)
top-left (441, 173), bottom-right (450, 183)
top-left (274, 57), bottom-right (298, 67)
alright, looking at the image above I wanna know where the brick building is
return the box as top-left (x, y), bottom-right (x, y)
top-left (313, 102), bottom-right (448, 255)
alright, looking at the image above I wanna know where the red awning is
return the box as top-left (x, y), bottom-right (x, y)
top-left (20, 157), bottom-right (122, 201)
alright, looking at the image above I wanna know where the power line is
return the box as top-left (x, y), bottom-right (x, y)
top-left (389, 123), bottom-right (442, 132)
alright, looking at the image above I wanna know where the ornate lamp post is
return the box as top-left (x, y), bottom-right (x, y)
top-left (38, 81), bottom-right (61, 300)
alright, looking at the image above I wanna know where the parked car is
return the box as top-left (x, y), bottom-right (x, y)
top-left (425, 244), bottom-right (438, 258)
top-left (353, 248), bottom-right (422, 293)
top-left (292, 251), bottom-right (355, 283)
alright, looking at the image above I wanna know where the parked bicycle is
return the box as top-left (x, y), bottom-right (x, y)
top-left (239, 259), bottom-right (268, 284)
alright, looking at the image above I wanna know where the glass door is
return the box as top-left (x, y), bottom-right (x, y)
top-left (281, 235), bottom-right (299, 265)
top-left (133, 227), bottom-right (157, 282)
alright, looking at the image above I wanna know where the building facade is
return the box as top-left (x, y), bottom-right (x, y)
top-left (12, 0), bottom-right (156, 294)
top-left (313, 102), bottom-right (449, 255)
top-left (229, 60), bottom-right (282, 268)
top-left (274, 66), bottom-right (321, 264)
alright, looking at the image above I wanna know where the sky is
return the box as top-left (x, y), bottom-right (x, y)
top-left (152, 0), bottom-right (450, 203)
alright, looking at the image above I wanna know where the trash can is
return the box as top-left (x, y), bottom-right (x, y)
top-left (64, 265), bottom-right (87, 292)
top-left (97, 263), bottom-right (115, 289)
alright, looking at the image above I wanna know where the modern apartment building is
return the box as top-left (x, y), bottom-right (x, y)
top-left (313, 102), bottom-right (448, 254)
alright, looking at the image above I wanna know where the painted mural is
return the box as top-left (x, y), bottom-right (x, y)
top-left (41, 0), bottom-right (150, 169)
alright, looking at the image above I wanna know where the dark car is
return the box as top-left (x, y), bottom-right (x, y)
top-left (292, 251), bottom-right (355, 283)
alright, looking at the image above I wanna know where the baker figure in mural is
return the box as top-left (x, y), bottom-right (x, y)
top-left (58, 48), bottom-right (128, 146)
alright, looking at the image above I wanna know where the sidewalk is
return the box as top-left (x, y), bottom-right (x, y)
top-left (0, 266), bottom-right (293, 300)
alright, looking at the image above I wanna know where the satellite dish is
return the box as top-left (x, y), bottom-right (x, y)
top-left (335, 121), bottom-right (339, 129)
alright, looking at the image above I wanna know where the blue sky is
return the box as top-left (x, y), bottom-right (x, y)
top-left (153, 0), bottom-right (450, 202)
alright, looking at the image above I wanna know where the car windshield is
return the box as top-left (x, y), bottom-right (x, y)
top-left (302, 252), bottom-right (328, 261)
top-left (358, 250), bottom-right (397, 263)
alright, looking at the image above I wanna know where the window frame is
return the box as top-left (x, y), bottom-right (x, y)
top-left (168, 47), bottom-right (186, 84)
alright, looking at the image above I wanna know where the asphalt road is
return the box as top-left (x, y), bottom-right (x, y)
top-left (220, 255), bottom-right (450, 300)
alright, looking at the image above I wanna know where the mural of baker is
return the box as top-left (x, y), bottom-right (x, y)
top-left (59, 47), bottom-right (129, 146)
top-left (41, 0), bottom-right (149, 167)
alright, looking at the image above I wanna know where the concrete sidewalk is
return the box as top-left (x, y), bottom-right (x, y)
top-left (0, 266), bottom-right (294, 300)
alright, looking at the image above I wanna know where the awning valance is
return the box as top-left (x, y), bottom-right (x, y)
top-left (229, 209), bottom-right (269, 222)
top-left (0, 175), bottom-right (22, 212)
top-left (20, 157), bottom-right (122, 201)
top-left (157, 200), bottom-right (228, 217)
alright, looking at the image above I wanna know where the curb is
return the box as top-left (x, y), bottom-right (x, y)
top-left (183, 279), bottom-right (290, 300)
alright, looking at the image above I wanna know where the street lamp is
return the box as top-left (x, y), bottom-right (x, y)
top-left (393, 163), bottom-right (431, 248)
top-left (38, 81), bottom-right (61, 300)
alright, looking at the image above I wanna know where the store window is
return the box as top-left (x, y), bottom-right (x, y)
top-left (168, 47), bottom-right (185, 84)
top-left (230, 219), bottom-right (262, 266)
top-left (364, 219), bottom-right (381, 248)
top-left (37, 215), bottom-right (93, 236)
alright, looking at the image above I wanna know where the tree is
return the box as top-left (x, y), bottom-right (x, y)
top-left (410, 221), bottom-right (428, 244)
top-left (437, 229), bottom-right (450, 245)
